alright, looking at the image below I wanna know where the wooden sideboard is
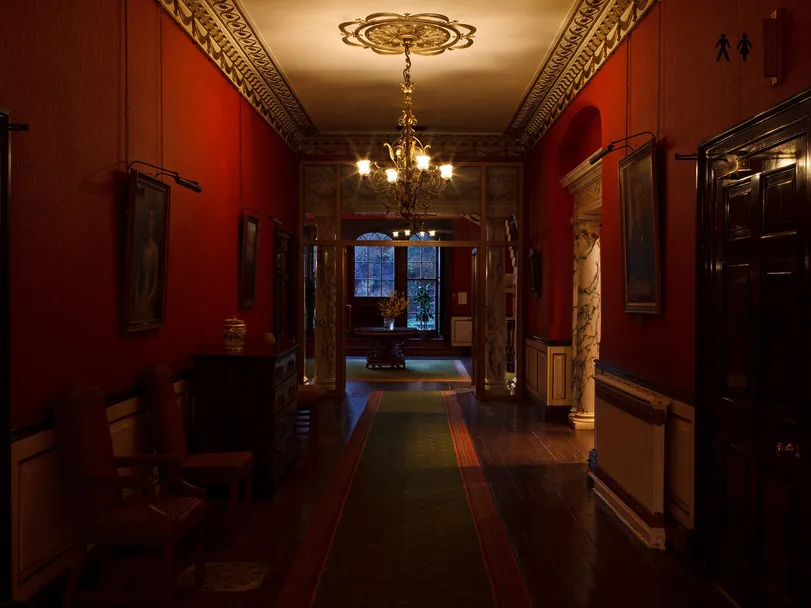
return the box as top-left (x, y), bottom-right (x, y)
top-left (191, 343), bottom-right (299, 496)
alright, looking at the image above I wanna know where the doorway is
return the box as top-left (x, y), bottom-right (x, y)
top-left (697, 89), bottom-right (811, 607)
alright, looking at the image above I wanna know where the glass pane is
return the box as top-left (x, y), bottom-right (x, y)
top-left (368, 247), bottom-right (381, 263)
top-left (355, 246), bottom-right (368, 262)
top-left (382, 247), bottom-right (395, 264)
top-left (382, 261), bottom-right (394, 279)
top-left (407, 247), bottom-right (421, 263)
top-left (423, 247), bottom-right (437, 263)
top-left (381, 281), bottom-right (394, 297)
top-left (422, 261), bottom-right (436, 279)
top-left (369, 279), bottom-right (381, 297)
top-left (407, 262), bottom-right (420, 279)
top-left (354, 280), bottom-right (367, 297)
top-left (355, 262), bottom-right (368, 280)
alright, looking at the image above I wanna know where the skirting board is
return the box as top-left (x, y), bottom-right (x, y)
top-left (589, 471), bottom-right (666, 551)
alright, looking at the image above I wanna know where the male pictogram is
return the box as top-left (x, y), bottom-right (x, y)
top-left (716, 33), bottom-right (731, 61)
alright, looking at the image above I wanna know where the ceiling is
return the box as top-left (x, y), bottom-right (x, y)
top-left (238, 0), bottom-right (577, 134)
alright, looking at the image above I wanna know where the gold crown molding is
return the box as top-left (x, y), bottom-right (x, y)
top-left (509, 0), bottom-right (656, 149)
top-left (300, 133), bottom-right (523, 158)
top-left (338, 13), bottom-right (476, 56)
top-left (157, 0), bottom-right (316, 149)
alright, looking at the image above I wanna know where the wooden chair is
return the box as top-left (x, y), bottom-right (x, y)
top-left (142, 365), bottom-right (253, 531)
top-left (54, 385), bottom-right (207, 608)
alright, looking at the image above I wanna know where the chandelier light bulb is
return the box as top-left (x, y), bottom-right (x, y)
top-left (440, 164), bottom-right (453, 180)
top-left (357, 159), bottom-right (371, 176)
top-left (416, 155), bottom-right (430, 170)
top-left (419, 230), bottom-right (426, 237)
top-left (386, 169), bottom-right (398, 183)
top-left (404, 229), bottom-right (411, 236)
top-left (392, 230), bottom-right (400, 238)
top-left (428, 230), bottom-right (436, 237)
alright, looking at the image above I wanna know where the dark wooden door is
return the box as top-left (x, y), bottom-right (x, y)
top-left (699, 91), bottom-right (811, 608)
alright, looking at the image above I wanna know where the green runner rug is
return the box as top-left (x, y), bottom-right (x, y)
top-left (275, 391), bottom-right (531, 608)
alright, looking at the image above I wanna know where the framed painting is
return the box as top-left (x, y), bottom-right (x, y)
top-left (122, 170), bottom-right (171, 332)
top-left (239, 214), bottom-right (261, 308)
top-left (619, 140), bottom-right (661, 314)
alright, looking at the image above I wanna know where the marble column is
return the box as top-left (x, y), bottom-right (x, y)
top-left (570, 224), bottom-right (601, 429)
top-left (560, 155), bottom-right (603, 430)
top-left (484, 226), bottom-right (507, 394)
top-left (314, 232), bottom-right (336, 392)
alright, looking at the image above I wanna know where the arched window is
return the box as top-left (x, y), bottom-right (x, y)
top-left (407, 233), bottom-right (439, 330)
top-left (355, 232), bottom-right (394, 297)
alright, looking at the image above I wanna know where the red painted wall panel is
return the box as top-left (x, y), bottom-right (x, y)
top-left (525, 0), bottom-right (811, 395)
top-left (1, 0), bottom-right (297, 428)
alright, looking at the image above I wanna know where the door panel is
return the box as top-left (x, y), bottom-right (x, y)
top-left (701, 103), bottom-right (810, 608)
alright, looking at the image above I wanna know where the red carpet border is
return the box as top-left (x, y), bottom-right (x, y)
top-left (274, 391), bottom-right (382, 608)
top-left (443, 391), bottom-right (533, 608)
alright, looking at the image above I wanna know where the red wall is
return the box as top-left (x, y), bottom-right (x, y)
top-left (1, 0), bottom-right (297, 429)
top-left (525, 0), bottom-right (811, 395)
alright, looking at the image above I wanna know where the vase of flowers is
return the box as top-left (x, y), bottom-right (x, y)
top-left (378, 291), bottom-right (408, 329)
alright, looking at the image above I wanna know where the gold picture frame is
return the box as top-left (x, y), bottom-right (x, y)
top-left (619, 140), bottom-right (661, 314)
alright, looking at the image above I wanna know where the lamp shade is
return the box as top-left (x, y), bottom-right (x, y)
top-left (416, 155), bottom-right (430, 170)
top-left (386, 169), bottom-right (398, 183)
top-left (440, 164), bottom-right (453, 180)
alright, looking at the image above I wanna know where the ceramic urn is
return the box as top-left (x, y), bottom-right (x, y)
top-left (222, 317), bottom-right (247, 352)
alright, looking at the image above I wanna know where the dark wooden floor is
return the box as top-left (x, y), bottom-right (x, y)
top-left (54, 375), bottom-right (727, 607)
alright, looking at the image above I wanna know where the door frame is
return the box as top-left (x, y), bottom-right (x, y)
top-left (696, 86), bottom-right (811, 584)
top-left (0, 108), bottom-right (12, 602)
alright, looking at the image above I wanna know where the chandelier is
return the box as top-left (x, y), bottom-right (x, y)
top-left (340, 13), bottom-right (476, 223)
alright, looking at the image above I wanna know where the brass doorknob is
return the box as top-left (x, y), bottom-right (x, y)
top-left (776, 442), bottom-right (801, 459)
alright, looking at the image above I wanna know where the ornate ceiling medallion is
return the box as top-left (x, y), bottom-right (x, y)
top-left (339, 13), bottom-right (476, 55)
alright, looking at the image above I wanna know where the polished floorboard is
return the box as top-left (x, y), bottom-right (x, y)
top-left (56, 373), bottom-right (727, 607)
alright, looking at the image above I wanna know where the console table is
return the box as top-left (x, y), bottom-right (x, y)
top-left (355, 327), bottom-right (417, 369)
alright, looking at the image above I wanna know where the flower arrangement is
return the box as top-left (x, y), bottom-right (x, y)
top-left (378, 291), bottom-right (409, 321)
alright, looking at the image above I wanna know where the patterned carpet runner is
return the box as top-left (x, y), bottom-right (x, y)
top-left (275, 391), bottom-right (530, 608)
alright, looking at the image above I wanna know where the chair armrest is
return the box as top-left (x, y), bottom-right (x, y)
top-left (113, 454), bottom-right (183, 469)
top-left (177, 479), bottom-right (207, 500)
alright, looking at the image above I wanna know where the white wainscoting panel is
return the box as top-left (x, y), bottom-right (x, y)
top-left (9, 380), bottom-right (189, 602)
top-left (524, 339), bottom-right (571, 408)
top-left (450, 316), bottom-right (472, 346)
top-left (666, 399), bottom-right (695, 529)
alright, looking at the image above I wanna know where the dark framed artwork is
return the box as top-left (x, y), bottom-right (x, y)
top-left (619, 140), bottom-right (661, 314)
top-left (527, 248), bottom-right (542, 297)
top-left (239, 214), bottom-right (260, 308)
top-left (122, 170), bottom-right (170, 332)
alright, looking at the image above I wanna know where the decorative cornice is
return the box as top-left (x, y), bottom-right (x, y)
top-left (158, 0), bottom-right (655, 154)
top-left (508, 0), bottom-right (656, 149)
top-left (158, 0), bottom-right (316, 149)
top-left (299, 133), bottom-right (524, 158)
top-left (596, 465), bottom-right (665, 528)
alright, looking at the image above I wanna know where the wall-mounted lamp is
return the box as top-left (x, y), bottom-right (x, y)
top-left (241, 206), bottom-right (281, 225)
top-left (127, 160), bottom-right (202, 193)
top-left (392, 230), bottom-right (400, 238)
top-left (589, 131), bottom-right (657, 165)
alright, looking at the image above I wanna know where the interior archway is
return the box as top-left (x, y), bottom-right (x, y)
top-left (559, 105), bottom-right (603, 431)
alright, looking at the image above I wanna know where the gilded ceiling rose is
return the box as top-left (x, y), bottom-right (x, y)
top-left (339, 12), bottom-right (476, 55)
